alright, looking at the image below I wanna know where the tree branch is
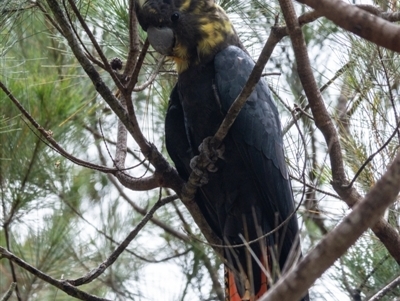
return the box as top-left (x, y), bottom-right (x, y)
top-left (0, 81), bottom-right (117, 174)
top-left (345, 121), bottom-right (400, 188)
top-left (279, 0), bottom-right (400, 264)
top-left (296, 0), bottom-right (400, 53)
top-left (367, 275), bottom-right (400, 301)
top-left (0, 247), bottom-right (111, 301)
top-left (261, 149), bottom-right (400, 301)
top-left (0, 282), bottom-right (16, 301)
top-left (44, 0), bottom-right (182, 191)
top-left (67, 194), bottom-right (177, 286)
top-left (65, 0), bottom-right (124, 92)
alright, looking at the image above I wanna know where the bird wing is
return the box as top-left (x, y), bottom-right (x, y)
top-left (214, 45), bottom-right (300, 269)
top-left (165, 84), bottom-right (224, 236)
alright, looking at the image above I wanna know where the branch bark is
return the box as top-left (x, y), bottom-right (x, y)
top-left (44, 0), bottom-right (161, 173)
top-left (0, 247), bottom-right (111, 301)
top-left (296, 0), bottom-right (400, 53)
top-left (279, 0), bottom-right (400, 264)
top-left (260, 150), bottom-right (400, 301)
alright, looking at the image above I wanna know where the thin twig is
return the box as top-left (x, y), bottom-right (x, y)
top-left (290, 175), bottom-right (341, 200)
top-left (67, 194), bottom-right (177, 286)
top-left (133, 55), bottom-right (165, 91)
top-left (66, 0), bottom-right (124, 91)
top-left (35, 1), bottom-right (63, 34)
top-left (62, 0), bottom-right (99, 68)
top-left (357, 254), bottom-right (390, 293)
top-left (261, 149), bottom-right (400, 301)
top-left (283, 62), bottom-right (350, 135)
top-left (0, 81), bottom-right (117, 173)
top-left (0, 247), bottom-right (111, 301)
top-left (0, 282), bottom-right (16, 301)
top-left (367, 275), bottom-right (400, 301)
top-left (345, 121), bottom-right (400, 188)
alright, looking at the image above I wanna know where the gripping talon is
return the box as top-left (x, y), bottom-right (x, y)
top-left (189, 156), bottom-right (203, 176)
top-left (189, 137), bottom-right (225, 187)
top-left (189, 156), bottom-right (209, 185)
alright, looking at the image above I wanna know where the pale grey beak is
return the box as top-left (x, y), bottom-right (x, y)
top-left (147, 26), bottom-right (174, 55)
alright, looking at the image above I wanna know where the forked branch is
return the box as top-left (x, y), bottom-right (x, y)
top-left (279, 0), bottom-right (400, 264)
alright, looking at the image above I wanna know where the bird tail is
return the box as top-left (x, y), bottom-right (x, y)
top-left (224, 265), bottom-right (268, 301)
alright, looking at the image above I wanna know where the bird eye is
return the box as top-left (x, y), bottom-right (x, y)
top-left (170, 12), bottom-right (180, 22)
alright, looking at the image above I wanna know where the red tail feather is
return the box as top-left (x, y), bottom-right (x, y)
top-left (225, 264), bottom-right (268, 301)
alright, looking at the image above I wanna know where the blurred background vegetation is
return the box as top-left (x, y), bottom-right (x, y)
top-left (0, 0), bottom-right (399, 300)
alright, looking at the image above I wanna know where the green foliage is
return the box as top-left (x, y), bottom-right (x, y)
top-left (1, 1), bottom-right (399, 301)
top-left (337, 235), bottom-right (400, 300)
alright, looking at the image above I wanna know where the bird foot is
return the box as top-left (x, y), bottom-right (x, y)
top-left (189, 156), bottom-right (210, 186)
top-left (189, 137), bottom-right (225, 186)
top-left (198, 137), bottom-right (225, 171)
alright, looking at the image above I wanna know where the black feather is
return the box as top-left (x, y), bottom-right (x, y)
top-left (166, 46), bottom-right (303, 296)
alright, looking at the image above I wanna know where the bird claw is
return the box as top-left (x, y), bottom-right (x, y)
top-left (198, 137), bottom-right (225, 172)
top-left (189, 137), bottom-right (225, 187)
top-left (189, 156), bottom-right (209, 185)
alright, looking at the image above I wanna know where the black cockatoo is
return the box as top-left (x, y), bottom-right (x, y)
top-left (135, 1), bottom-right (308, 300)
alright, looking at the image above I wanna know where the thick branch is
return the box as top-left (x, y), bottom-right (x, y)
top-left (261, 150), bottom-right (400, 301)
top-left (44, 0), bottom-right (183, 191)
top-left (279, 0), bottom-right (400, 264)
top-left (296, 0), bottom-right (400, 53)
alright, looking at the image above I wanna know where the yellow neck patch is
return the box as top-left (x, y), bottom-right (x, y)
top-left (180, 0), bottom-right (192, 11)
top-left (172, 43), bottom-right (189, 73)
top-left (197, 19), bottom-right (233, 55)
top-left (171, 2), bottom-right (235, 73)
